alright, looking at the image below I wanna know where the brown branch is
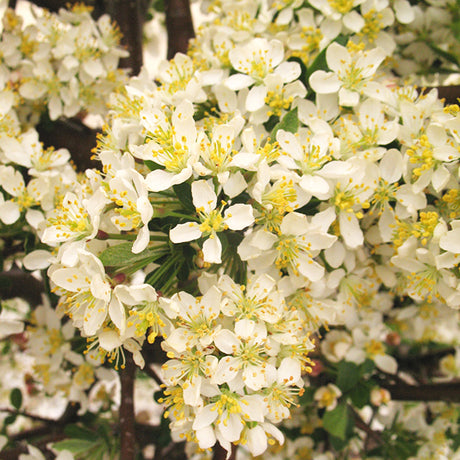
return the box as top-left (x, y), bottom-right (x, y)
top-left (383, 381), bottom-right (460, 402)
top-left (350, 406), bottom-right (382, 451)
top-left (0, 407), bottom-right (64, 424)
top-left (142, 363), bottom-right (164, 387)
top-left (120, 352), bottom-right (136, 460)
top-left (213, 443), bottom-right (237, 460)
top-left (420, 85), bottom-right (460, 105)
top-left (165, 0), bottom-right (195, 59)
top-left (100, 0), bottom-right (146, 75)
top-left (22, 0), bottom-right (89, 11)
top-left (0, 266), bottom-right (43, 307)
top-left (37, 117), bottom-right (100, 173)
top-left (142, 337), bottom-right (168, 365)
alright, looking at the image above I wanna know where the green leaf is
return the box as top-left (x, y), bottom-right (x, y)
top-left (173, 182), bottom-right (194, 213)
top-left (53, 439), bottom-right (98, 455)
top-left (98, 242), bottom-right (161, 268)
top-left (10, 388), bottom-right (22, 410)
top-left (64, 424), bottom-right (99, 442)
top-left (144, 160), bottom-right (162, 171)
top-left (426, 42), bottom-right (460, 67)
top-left (336, 361), bottom-right (360, 392)
top-left (349, 383), bottom-right (371, 408)
top-left (270, 107), bottom-right (299, 139)
top-left (322, 403), bottom-right (349, 440)
top-left (4, 414), bottom-right (16, 426)
top-left (359, 358), bottom-right (375, 376)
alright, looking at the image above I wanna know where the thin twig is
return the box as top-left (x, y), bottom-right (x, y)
top-left (142, 364), bottom-right (164, 387)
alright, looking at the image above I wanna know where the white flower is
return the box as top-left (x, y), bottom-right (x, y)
top-left (239, 211), bottom-right (336, 281)
top-left (164, 287), bottom-right (222, 353)
top-left (226, 38), bottom-right (300, 112)
top-left (49, 250), bottom-right (120, 336)
top-left (108, 168), bottom-right (153, 253)
top-left (314, 383), bottom-right (342, 411)
top-left (213, 319), bottom-right (268, 390)
top-left (138, 100), bottom-right (198, 192)
top-left (170, 180), bottom-right (254, 264)
top-left (309, 42), bottom-right (386, 106)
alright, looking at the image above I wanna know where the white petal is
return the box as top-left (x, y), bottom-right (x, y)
top-left (109, 296), bottom-right (126, 334)
top-left (217, 412), bottom-right (244, 442)
top-left (225, 74), bottom-right (255, 90)
top-left (84, 299), bottom-right (107, 336)
top-left (247, 426), bottom-right (268, 456)
top-left (375, 354), bottom-right (397, 374)
top-left (299, 174), bottom-right (330, 197)
top-left (224, 204), bottom-right (254, 230)
top-left (277, 357), bottom-right (301, 384)
top-left (343, 10), bottom-right (365, 32)
top-left (394, 0), bottom-right (414, 23)
top-left (202, 235), bottom-right (222, 264)
top-left (192, 180), bottom-right (217, 212)
top-left (0, 201), bottom-right (20, 224)
top-left (51, 268), bottom-right (88, 291)
top-left (243, 365), bottom-right (267, 390)
top-left (339, 212), bottom-right (363, 248)
top-left (170, 222), bottom-right (201, 243)
top-left (338, 87), bottom-right (360, 107)
top-left (274, 61), bottom-right (301, 83)
top-left (309, 70), bottom-right (341, 94)
top-left (297, 256), bottom-right (325, 281)
top-left (213, 356), bottom-right (240, 384)
top-left (326, 43), bottom-right (350, 73)
top-left (196, 426), bottom-right (217, 449)
top-left (380, 149), bottom-right (403, 183)
top-left (440, 228), bottom-right (460, 254)
top-left (193, 404), bottom-right (218, 430)
top-left (98, 330), bottom-right (122, 351)
top-left (214, 329), bottom-right (240, 354)
top-left (23, 250), bottom-right (53, 270)
top-left (132, 225), bottom-right (150, 254)
top-left (246, 85), bottom-right (268, 112)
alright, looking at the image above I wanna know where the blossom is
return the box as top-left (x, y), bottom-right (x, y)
top-left (49, 250), bottom-right (121, 336)
top-left (170, 180), bottom-right (254, 263)
top-left (309, 42), bottom-right (386, 106)
top-left (314, 384), bottom-right (342, 411)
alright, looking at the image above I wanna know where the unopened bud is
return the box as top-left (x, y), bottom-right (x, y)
top-left (386, 332), bottom-right (401, 347)
top-left (96, 230), bottom-right (109, 240)
top-left (309, 359), bottom-right (323, 377)
top-left (112, 273), bottom-right (126, 285)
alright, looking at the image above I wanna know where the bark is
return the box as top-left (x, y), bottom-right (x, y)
top-left (120, 352), bottom-right (137, 460)
top-left (165, 0), bottom-right (195, 59)
top-left (213, 443), bottom-right (237, 460)
top-left (101, 0), bottom-right (146, 76)
top-left (0, 266), bottom-right (43, 307)
top-left (37, 117), bottom-right (100, 173)
top-left (383, 381), bottom-right (460, 403)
